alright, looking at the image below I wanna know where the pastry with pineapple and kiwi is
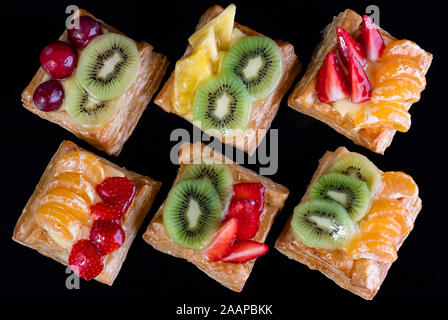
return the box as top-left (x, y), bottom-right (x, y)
top-left (22, 9), bottom-right (168, 156)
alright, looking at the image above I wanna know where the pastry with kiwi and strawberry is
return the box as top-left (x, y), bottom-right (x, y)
top-left (22, 9), bottom-right (168, 156)
top-left (154, 4), bottom-right (301, 155)
top-left (143, 142), bottom-right (289, 292)
top-left (13, 141), bottom-right (161, 285)
top-left (288, 9), bottom-right (432, 154)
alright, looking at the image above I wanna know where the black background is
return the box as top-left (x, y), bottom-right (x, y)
top-left (0, 0), bottom-right (446, 307)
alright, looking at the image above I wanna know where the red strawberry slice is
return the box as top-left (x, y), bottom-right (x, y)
top-left (349, 55), bottom-right (372, 103)
top-left (316, 52), bottom-right (349, 103)
top-left (69, 240), bottom-right (104, 281)
top-left (96, 177), bottom-right (136, 205)
top-left (89, 220), bottom-right (126, 256)
top-left (232, 183), bottom-right (265, 214)
top-left (226, 200), bottom-right (260, 240)
top-left (360, 15), bottom-right (385, 61)
top-left (202, 218), bottom-right (238, 261)
top-left (336, 27), bottom-right (366, 66)
top-left (90, 202), bottom-right (126, 223)
top-left (221, 240), bottom-right (269, 263)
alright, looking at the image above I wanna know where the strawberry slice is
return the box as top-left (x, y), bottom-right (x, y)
top-left (349, 55), bottom-right (372, 103)
top-left (360, 15), bottom-right (385, 61)
top-left (90, 202), bottom-right (126, 223)
top-left (232, 183), bottom-right (265, 214)
top-left (89, 220), bottom-right (126, 256)
top-left (96, 177), bottom-right (136, 206)
top-left (202, 218), bottom-right (238, 261)
top-left (336, 27), bottom-right (366, 66)
top-left (221, 240), bottom-right (269, 263)
top-left (69, 240), bottom-right (104, 280)
top-left (316, 52), bottom-right (349, 103)
top-left (226, 200), bottom-right (260, 240)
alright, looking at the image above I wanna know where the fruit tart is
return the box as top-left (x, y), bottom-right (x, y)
top-left (288, 9), bottom-right (432, 154)
top-left (13, 141), bottom-right (161, 285)
top-left (275, 147), bottom-right (422, 299)
top-left (155, 4), bottom-right (301, 155)
top-left (22, 9), bottom-right (168, 156)
top-left (143, 142), bottom-right (289, 292)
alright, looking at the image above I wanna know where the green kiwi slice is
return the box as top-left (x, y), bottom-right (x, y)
top-left (291, 199), bottom-right (355, 249)
top-left (76, 33), bottom-right (140, 101)
top-left (309, 173), bottom-right (371, 222)
top-left (193, 74), bottom-right (251, 136)
top-left (180, 162), bottom-right (233, 210)
top-left (221, 36), bottom-right (282, 100)
top-left (163, 179), bottom-right (222, 250)
top-left (64, 79), bottom-right (120, 128)
top-left (329, 152), bottom-right (382, 192)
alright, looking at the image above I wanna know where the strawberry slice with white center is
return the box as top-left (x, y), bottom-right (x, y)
top-left (221, 240), bottom-right (269, 263)
top-left (349, 55), bottom-right (372, 103)
top-left (226, 199), bottom-right (260, 240)
top-left (316, 52), bottom-right (349, 103)
top-left (202, 218), bottom-right (238, 261)
top-left (360, 15), bottom-right (385, 61)
top-left (336, 27), bottom-right (366, 66)
top-left (232, 183), bottom-right (265, 214)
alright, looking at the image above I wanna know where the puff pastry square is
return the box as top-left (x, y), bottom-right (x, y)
top-left (12, 140), bottom-right (161, 285)
top-left (275, 147), bottom-right (422, 300)
top-left (154, 5), bottom-right (301, 155)
top-left (21, 9), bottom-right (169, 156)
top-left (288, 9), bottom-right (432, 154)
top-left (143, 142), bottom-right (289, 292)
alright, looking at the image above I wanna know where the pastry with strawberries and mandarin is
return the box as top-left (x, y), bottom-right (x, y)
top-left (22, 9), bottom-right (168, 156)
top-left (13, 141), bottom-right (161, 285)
top-left (288, 9), bottom-right (432, 153)
top-left (143, 142), bottom-right (289, 292)
top-left (275, 147), bottom-right (422, 300)
top-left (155, 4), bottom-right (301, 155)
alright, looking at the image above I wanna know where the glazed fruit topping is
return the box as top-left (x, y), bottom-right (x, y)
top-left (33, 79), bottom-right (64, 111)
top-left (40, 41), bottom-right (77, 79)
top-left (89, 220), bottom-right (126, 256)
top-left (336, 27), bottom-right (366, 67)
top-left (68, 15), bottom-right (103, 49)
top-left (348, 55), bottom-right (372, 103)
top-left (96, 177), bottom-right (136, 206)
top-left (221, 240), bottom-right (269, 263)
top-left (69, 239), bottom-right (104, 280)
top-left (232, 183), bottom-right (265, 214)
top-left (316, 52), bottom-right (349, 103)
top-left (202, 218), bottom-right (238, 261)
top-left (90, 202), bottom-right (126, 223)
top-left (360, 15), bottom-right (385, 62)
top-left (226, 199), bottom-right (260, 240)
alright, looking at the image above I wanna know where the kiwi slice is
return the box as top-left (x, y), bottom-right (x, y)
top-left (64, 79), bottom-right (120, 128)
top-left (221, 36), bottom-right (282, 100)
top-left (76, 33), bottom-right (140, 101)
top-left (291, 199), bottom-right (355, 249)
top-left (329, 152), bottom-right (382, 192)
top-left (163, 179), bottom-right (222, 250)
top-left (181, 162), bottom-right (233, 209)
top-left (309, 173), bottom-right (370, 222)
top-left (193, 74), bottom-right (251, 136)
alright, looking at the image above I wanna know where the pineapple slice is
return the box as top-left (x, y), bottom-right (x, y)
top-left (229, 28), bottom-right (246, 47)
top-left (195, 27), bottom-right (219, 64)
top-left (188, 4), bottom-right (236, 50)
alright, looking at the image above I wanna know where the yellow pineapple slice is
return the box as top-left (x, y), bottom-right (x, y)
top-left (229, 28), bottom-right (246, 47)
top-left (191, 27), bottom-right (218, 64)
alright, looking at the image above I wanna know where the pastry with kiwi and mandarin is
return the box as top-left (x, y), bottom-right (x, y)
top-left (21, 9), bottom-right (168, 156)
top-left (288, 9), bottom-right (432, 154)
top-left (155, 4), bottom-right (301, 155)
top-left (13, 141), bottom-right (161, 285)
top-left (143, 142), bottom-right (289, 292)
top-left (275, 147), bottom-right (422, 300)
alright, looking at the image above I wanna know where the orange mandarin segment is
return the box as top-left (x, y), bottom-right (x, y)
top-left (365, 199), bottom-right (413, 234)
top-left (346, 232), bottom-right (397, 263)
top-left (35, 205), bottom-right (82, 249)
top-left (40, 187), bottom-right (92, 226)
top-left (49, 172), bottom-right (96, 204)
top-left (372, 78), bottom-right (421, 102)
top-left (375, 58), bottom-right (425, 89)
top-left (382, 40), bottom-right (427, 66)
top-left (56, 151), bottom-right (106, 185)
top-left (378, 171), bottom-right (419, 200)
top-left (353, 100), bottom-right (411, 132)
top-left (360, 217), bottom-right (402, 246)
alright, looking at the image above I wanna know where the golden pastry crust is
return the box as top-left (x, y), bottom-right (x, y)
top-left (12, 140), bottom-right (161, 285)
top-left (275, 147), bottom-right (422, 300)
top-left (288, 9), bottom-right (432, 154)
top-left (21, 9), bottom-right (169, 156)
top-left (143, 142), bottom-right (289, 292)
top-left (154, 5), bottom-right (301, 155)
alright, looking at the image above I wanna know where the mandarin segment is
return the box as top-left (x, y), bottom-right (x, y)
top-left (382, 40), bottom-right (427, 66)
top-left (364, 199), bottom-right (413, 234)
top-left (375, 57), bottom-right (425, 89)
top-left (346, 232), bottom-right (397, 263)
top-left (49, 172), bottom-right (96, 204)
top-left (360, 217), bottom-right (402, 245)
top-left (372, 78), bottom-right (421, 102)
top-left (378, 171), bottom-right (419, 200)
top-left (55, 150), bottom-right (106, 185)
